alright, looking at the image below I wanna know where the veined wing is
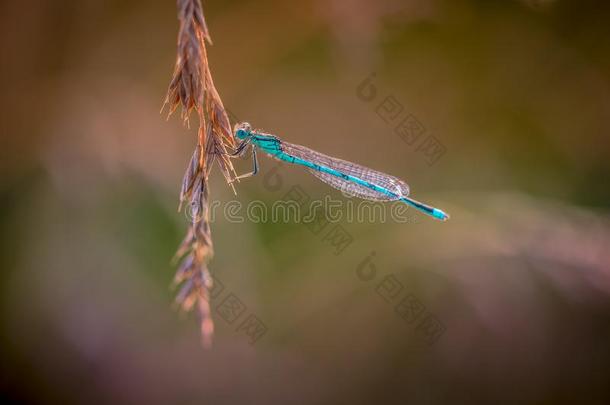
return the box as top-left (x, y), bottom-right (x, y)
top-left (280, 142), bottom-right (410, 201)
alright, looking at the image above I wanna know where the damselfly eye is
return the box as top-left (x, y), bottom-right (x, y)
top-left (233, 122), bottom-right (252, 139)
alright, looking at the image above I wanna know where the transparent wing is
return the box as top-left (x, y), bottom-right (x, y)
top-left (280, 142), bottom-right (410, 201)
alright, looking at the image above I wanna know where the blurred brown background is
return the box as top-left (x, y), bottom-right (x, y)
top-left (1, 0), bottom-right (610, 404)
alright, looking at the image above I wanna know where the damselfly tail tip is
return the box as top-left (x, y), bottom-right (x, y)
top-left (432, 208), bottom-right (450, 222)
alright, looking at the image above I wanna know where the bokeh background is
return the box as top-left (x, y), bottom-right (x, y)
top-left (2, 0), bottom-right (610, 403)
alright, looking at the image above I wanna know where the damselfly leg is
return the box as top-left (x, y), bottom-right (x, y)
top-left (230, 139), bottom-right (251, 157)
top-left (230, 147), bottom-right (259, 183)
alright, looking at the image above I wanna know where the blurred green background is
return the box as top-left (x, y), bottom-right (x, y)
top-left (1, 0), bottom-right (610, 403)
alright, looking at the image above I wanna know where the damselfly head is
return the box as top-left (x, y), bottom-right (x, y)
top-left (234, 122), bottom-right (252, 140)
